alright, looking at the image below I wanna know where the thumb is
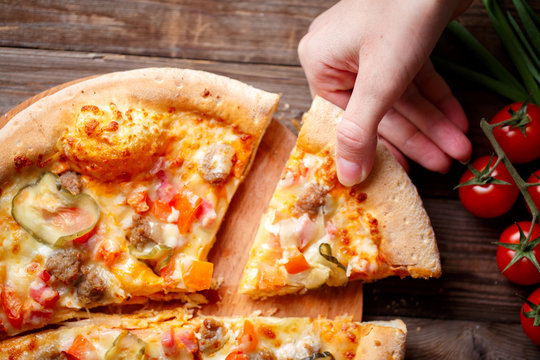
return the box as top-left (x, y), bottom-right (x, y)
top-left (336, 61), bottom-right (404, 186)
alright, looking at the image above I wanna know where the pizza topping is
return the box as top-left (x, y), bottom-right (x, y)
top-left (45, 248), bottom-right (82, 285)
top-left (318, 243), bottom-right (348, 287)
top-left (302, 352), bottom-right (335, 360)
top-left (126, 189), bottom-right (150, 214)
top-left (181, 259), bottom-right (214, 291)
top-left (65, 334), bottom-right (99, 360)
top-left (161, 327), bottom-right (199, 355)
top-left (11, 172), bottom-right (100, 247)
top-left (284, 247), bottom-right (311, 275)
top-left (275, 334), bottom-right (321, 360)
top-left (126, 215), bottom-right (156, 252)
top-left (1, 284), bottom-right (23, 329)
top-left (199, 143), bottom-right (236, 184)
top-left (198, 318), bottom-right (229, 354)
top-left (59, 170), bottom-right (83, 195)
top-left (293, 183), bottom-right (328, 218)
top-left (130, 244), bottom-right (173, 274)
top-left (76, 265), bottom-right (106, 305)
top-left (250, 349), bottom-right (277, 360)
top-left (29, 278), bottom-right (59, 308)
top-left (105, 331), bottom-right (147, 360)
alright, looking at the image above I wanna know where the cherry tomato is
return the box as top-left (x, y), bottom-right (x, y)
top-left (491, 102), bottom-right (540, 163)
top-left (496, 221), bottom-right (540, 285)
top-left (527, 170), bottom-right (540, 214)
top-left (458, 156), bottom-right (519, 218)
top-left (521, 287), bottom-right (540, 345)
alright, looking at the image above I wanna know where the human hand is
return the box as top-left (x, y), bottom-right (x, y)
top-left (298, 0), bottom-right (473, 185)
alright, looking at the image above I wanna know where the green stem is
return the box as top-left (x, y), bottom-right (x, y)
top-left (483, 0), bottom-right (540, 105)
top-left (432, 56), bottom-right (528, 102)
top-left (480, 119), bottom-right (540, 228)
top-left (513, 0), bottom-right (540, 57)
top-left (446, 20), bottom-right (524, 89)
top-left (507, 12), bottom-right (540, 71)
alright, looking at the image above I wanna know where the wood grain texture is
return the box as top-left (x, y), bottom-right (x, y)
top-left (365, 316), bottom-right (540, 360)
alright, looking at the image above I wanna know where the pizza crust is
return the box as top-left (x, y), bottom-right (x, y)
top-left (299, 96), bottom-right (441, 278)
top-left (0, 67), bottom-right (279, 184)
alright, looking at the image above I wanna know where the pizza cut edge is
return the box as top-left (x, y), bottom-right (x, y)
top-left (301, 96), bottom-right (441, 279)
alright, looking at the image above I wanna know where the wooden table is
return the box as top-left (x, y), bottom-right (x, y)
top-left (1, 0), bottom-right (540, 358)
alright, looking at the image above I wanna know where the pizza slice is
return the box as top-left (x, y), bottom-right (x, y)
top-left (0, 310), bottom-right (407, 360)
top-left (240, 96), bottom-right (441, 298)
top-left (0, 68), bottom-right (278, 337)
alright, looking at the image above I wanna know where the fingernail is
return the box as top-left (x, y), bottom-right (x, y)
top-left (337, 157), bottom-right (366, 186)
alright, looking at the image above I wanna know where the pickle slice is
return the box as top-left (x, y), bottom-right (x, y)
top-left (11, 172), bottom-right (100, 247)
top-left (130, 244), bottom-right (173, 273)
top-left (319, 243), bottom-right (348, 287)
top-left (105, 331), bottom-right (146, 360)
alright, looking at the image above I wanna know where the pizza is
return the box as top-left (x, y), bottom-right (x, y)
top-left (240, 96), bottom-right (441, 298)
top-left (0, 310), bottom-right (407, 360)
top-left (0, 68), bottom-right (279, 337)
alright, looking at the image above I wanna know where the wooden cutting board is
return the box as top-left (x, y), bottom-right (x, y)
top-left (2, 77), bottom-right (363, 321)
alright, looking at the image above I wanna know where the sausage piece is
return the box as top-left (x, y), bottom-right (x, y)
top-left (126, 215), bottom-right (156, 251)
top-left (198, 143), bottom-right (235, 184)
top-left (45, 248), bottom-right (82, 285)
top-left (293, 183), bottom-right (328, 217)
top-left (59, 170), bottom-right (82, 195)
top-left (198, 318), bottom-right (228, 354)
top-left (77, 265), bottom-right (106, 305)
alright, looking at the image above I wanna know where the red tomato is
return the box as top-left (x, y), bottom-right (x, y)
top-left (65, 335), bottom-right (99, 360)
top-left (527, 170), bottom-right (540, 214)
top-left (1, 285), bottom-right (23, 329)
top-left (225, 351), bottom-right (249, 360)
top-left (491, 102), bottom-right (540, 163)
top-left (29, 281), bottom-right (59, 308)
top-left (458, 156), bottom-right (519, 218)
top-left (496, 221), bottom-right (540, 285)
top-left (521, 287), bottom-right (540, 345)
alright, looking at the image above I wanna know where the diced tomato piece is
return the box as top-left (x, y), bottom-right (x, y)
top-left (66, 335), bottom-right (99, 360)
top-left (173, 188), bottom-right (202, 234)
top-left (39, 270), bottom-right (51, 283)
top-left (196, 199), bottom-right (217, 227)
top-left (72, 225), bottom-right (97, 245)
top-left (127, 190), bottom-right (150, 214)
top-left (225, 350), bottom-right (249, 360)
top-left (181, 259), bottom-right (213, 291)
top-left (95, 239), bottom-right (122, 267)
top-left (151, 199), bottom-right (173, 222)
top-left (284, 248), bottom-right (310, 274)
top-left (29, 280), bottom-right (59, 308)
top-left (1, 285), bottom-right (23, 329)
top-left (237, 320), bottom-right (258, 352)
top-left (161, 327), bottom-right (199, 355)
top-left (156, 173), bottom-right (178, 203)
top-left (259, 266), bottom-right (286, 290)
top-left (23, 304), bottom-right (53, 327)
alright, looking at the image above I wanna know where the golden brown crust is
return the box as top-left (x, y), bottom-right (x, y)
top-left (0, 67), bottom-right (279, 184)
top-left (0, 313), bottom-right (406, 360)
top-left (299, 96), bottom-right (441, 278)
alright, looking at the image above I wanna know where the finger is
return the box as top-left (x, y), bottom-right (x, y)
top-left (414, 59), bottom-right (469, 132)
top-left (378, 108), bottom-right (452, 173)
top-left (336, 51), bottom-right (411, 186)
top-left (393, 82), bottom-right (472, 163)
top-left (378, 136), bottom-right (410, 173)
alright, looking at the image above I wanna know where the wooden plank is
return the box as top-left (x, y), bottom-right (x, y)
top-left (362, 316), bottom-right (540, 359)
top-left (1, 1), bottom-right (538, 67)
top-left (0, 0), bottom-right (332, 66)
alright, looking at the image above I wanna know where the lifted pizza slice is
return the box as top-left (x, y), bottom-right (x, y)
top-left (0, 311), bottom-right (407, 360)
top-left (0, 68), bottom-right (278, 337)
top-left (240, 96), bottom-right (441, 298)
